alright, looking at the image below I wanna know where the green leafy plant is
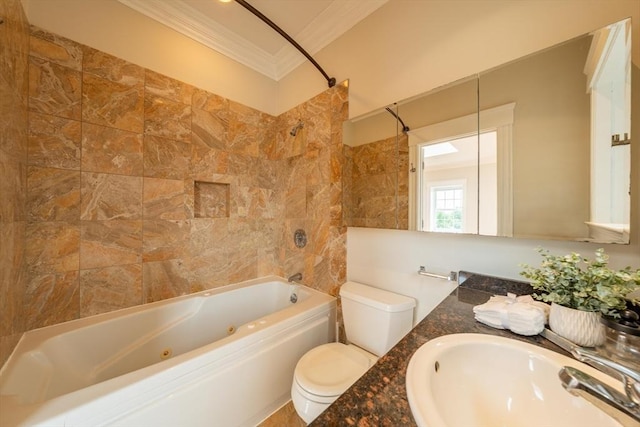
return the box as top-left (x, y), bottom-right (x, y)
top-left (519, 248), bottom-right (640, 317)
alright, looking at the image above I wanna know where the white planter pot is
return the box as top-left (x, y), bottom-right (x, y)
top-left (548, 303), bottom-right (605, 347)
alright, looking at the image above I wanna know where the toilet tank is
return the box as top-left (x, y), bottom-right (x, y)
top-left (340, 281), bottom-right (416, 357)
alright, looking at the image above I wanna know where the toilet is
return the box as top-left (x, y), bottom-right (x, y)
top-left (291, 281), bottom-right (416, 423)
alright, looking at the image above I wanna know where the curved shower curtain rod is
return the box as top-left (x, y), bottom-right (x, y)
top-left (385, 107), bottom-right (410, 133)
top-left (234, 0), bottom-right (336, 88)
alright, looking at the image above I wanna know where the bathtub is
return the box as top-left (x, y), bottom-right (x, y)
top-left (0, 276), bottom-right (336, 427)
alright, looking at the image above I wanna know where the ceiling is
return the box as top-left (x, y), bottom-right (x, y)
top-left (118, 0), bottom-right (387, 81)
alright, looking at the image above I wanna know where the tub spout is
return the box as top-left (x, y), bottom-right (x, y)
top-left (288, 273), bottom-right (303, 283)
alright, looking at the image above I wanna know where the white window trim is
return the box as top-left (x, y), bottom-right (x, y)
top-left (408, 103), bottom-right (515, 236)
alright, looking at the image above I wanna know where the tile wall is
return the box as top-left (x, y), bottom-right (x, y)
top-left (0, 17), bottom-right (348, 365)
top-left (0, 0), bottom-right (29, 368)
top-left (344, 133), bottom-right (408, 229)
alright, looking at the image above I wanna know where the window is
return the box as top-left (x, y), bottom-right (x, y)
top-left (431, 185), bottom-right (464, 232)
top-left (408, 103), bottom-right (514, 235)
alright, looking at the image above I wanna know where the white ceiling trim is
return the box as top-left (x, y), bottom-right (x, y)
top-left (118, 0), bottom-right (387, 81)
top-left (273, 0), bottom-right (388, 80)
top-left (118, 0), bottom-right (279, 78)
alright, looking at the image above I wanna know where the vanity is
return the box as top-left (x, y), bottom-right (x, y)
top-left (309, 272), bottom-right (576, 426)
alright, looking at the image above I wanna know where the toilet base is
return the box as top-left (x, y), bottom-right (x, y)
top-left (291, 378), bottom-right (337, 424)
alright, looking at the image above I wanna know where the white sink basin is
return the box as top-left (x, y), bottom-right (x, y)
top-left (406, 333), bottom-right (622, 427)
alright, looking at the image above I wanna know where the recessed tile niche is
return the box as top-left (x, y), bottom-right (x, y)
top-left (194, 181), bottom-right (230, 218)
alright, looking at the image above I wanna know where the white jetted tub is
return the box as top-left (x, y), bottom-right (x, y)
top-left (0, 276), bottom-right (336, 427)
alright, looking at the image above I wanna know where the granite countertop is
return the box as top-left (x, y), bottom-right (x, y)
top-left (310, 271), bottom-right (570, 426)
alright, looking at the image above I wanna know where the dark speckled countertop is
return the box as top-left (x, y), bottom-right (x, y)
top-left (309, 271), bottom-right (570, 427)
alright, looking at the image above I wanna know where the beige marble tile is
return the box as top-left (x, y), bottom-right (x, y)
top-left (81, 122), bottom-right (143, 175)
top-left (255, 157), bottom-right (279, 189)
top-left (304, 149), bottom-right (330, 187)
top-left (26, 221), bottom-right (79, 275)
top-left (143, 177), bottom-right (189, 220)
top-left (143, 259), bottom-right (190, 303)
top-left (233, 186), bottom-right (263, 219)
top-left (227, 101), bottom-right (260, 157)
top-left (80, 172), bottom-right (142, 220)
top-left (285, 185), bottom-right (307, 219)
top-left (143, 135), bottom-right (192, 179)
top-left (192, 88), bottom-right (227, 113)
top-left (306, 183), bottom-right (330, 221)
top-left (24, 270), bottom-right (79, 330)
top-left (187, 218), bottom-right (229, 289)
top-left (191, 143), bottom-right (229, 177)
top-left (1, 5), bottom-right (30, 112)
top-left (329, 182), bottom-right (344, 227)
top-left (1, 84), bottom-right (28, 159)
top-left (29, 31), bottom-right (82, 71)
top-left (82, 45), bottom-right (144, 85)
top-left (80, 220), bottom-right (142, 269)
top-left (0, 222), bottom-right (26, 336)
top-left (28, 57), bottom-right (82, 120)
top-left (330, 146), bottom-right (344, 184)
top-left (189, 218), bottom-right (228, 256)
top-left (305, 92), bottom-right (332, 147)
top-left (82, 72), bottom-right (144, 133)
top-left (29, 28), bottom-right (83, 70)
top-left (142, 219), bottom-right (189, 262)
top-left (0, 150), bottom-right (27, 223)
top-left (27, 166), bottom-right (81, 222)
top-left (146, 69), bottom-right (194, 105)
top-left (144, 93), bottom-right (191, 143)
top-left (283, 248), bottom-right (305, 282)
top-left (278, 106), bottom-right (306, 159)
top-left (307, 253), bottom-right (331, 293)
top-left (227, 248), bottom-right (258, 283)
top-left (28, 112), bottom-right (81, 169)
top-left (227, 152), bottom-right (260, 187)
top-left (258, 115), bottom-right (277, 160)
top-left (257, 247), bottom-right (283, 278)
top-left (187, 252), bottom-right (228, 291)
top-left (191, 107), bottom-right (227, 150)
top-left (2, 0), bottom-right (29, 360)
top-left (80, 264), bottom-right (142, 317)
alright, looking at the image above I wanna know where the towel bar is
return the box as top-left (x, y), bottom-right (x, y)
top-left (418, 266), bottom-right (458, 282)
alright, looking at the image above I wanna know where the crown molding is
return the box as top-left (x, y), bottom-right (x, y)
top-left (118, 0), bottom-right (278, 79)
top-left (118, 0), bottom-right (387, 81)
top-left (273, 0), bottom-right (388, 79)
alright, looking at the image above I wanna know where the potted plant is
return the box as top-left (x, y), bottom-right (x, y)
top-left (520, 248), bottom-right (640, 347)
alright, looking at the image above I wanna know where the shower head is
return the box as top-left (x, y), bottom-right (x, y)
top-left (290, 121), bottom-right (304, 137)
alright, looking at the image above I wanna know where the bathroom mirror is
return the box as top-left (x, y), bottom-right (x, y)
top-left (343, 18), bottom-right (632, 244)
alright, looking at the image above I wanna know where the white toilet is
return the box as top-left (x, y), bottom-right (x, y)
top-left (291, 281), bottom-right (416, 423)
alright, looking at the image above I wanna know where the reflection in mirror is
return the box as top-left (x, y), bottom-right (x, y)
top-left (343, 104), bottom-right (408, 229)
top-left (479, 18), bottom-right (631, 243)
top-left (342, 18), bottom-right (632, 244)
top-left (403, 77), bottom-right (479, 234)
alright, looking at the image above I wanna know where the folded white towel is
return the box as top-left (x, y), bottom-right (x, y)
top-left (507, 303), bottom-right (545, 336)
top-left (473, 293), bottom-right (548, 336)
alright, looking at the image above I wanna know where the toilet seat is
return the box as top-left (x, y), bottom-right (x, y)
top-left (294, 343), bottom-right (377, 398)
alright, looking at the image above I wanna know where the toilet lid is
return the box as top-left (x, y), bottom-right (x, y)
top-left (294, 343), bottom-right (376, 397)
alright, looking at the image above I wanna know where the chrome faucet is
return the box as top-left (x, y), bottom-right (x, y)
top-left (288, 272), bottom-right (303, 283)
top-left (559, 346), bottom-right (640, 426)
